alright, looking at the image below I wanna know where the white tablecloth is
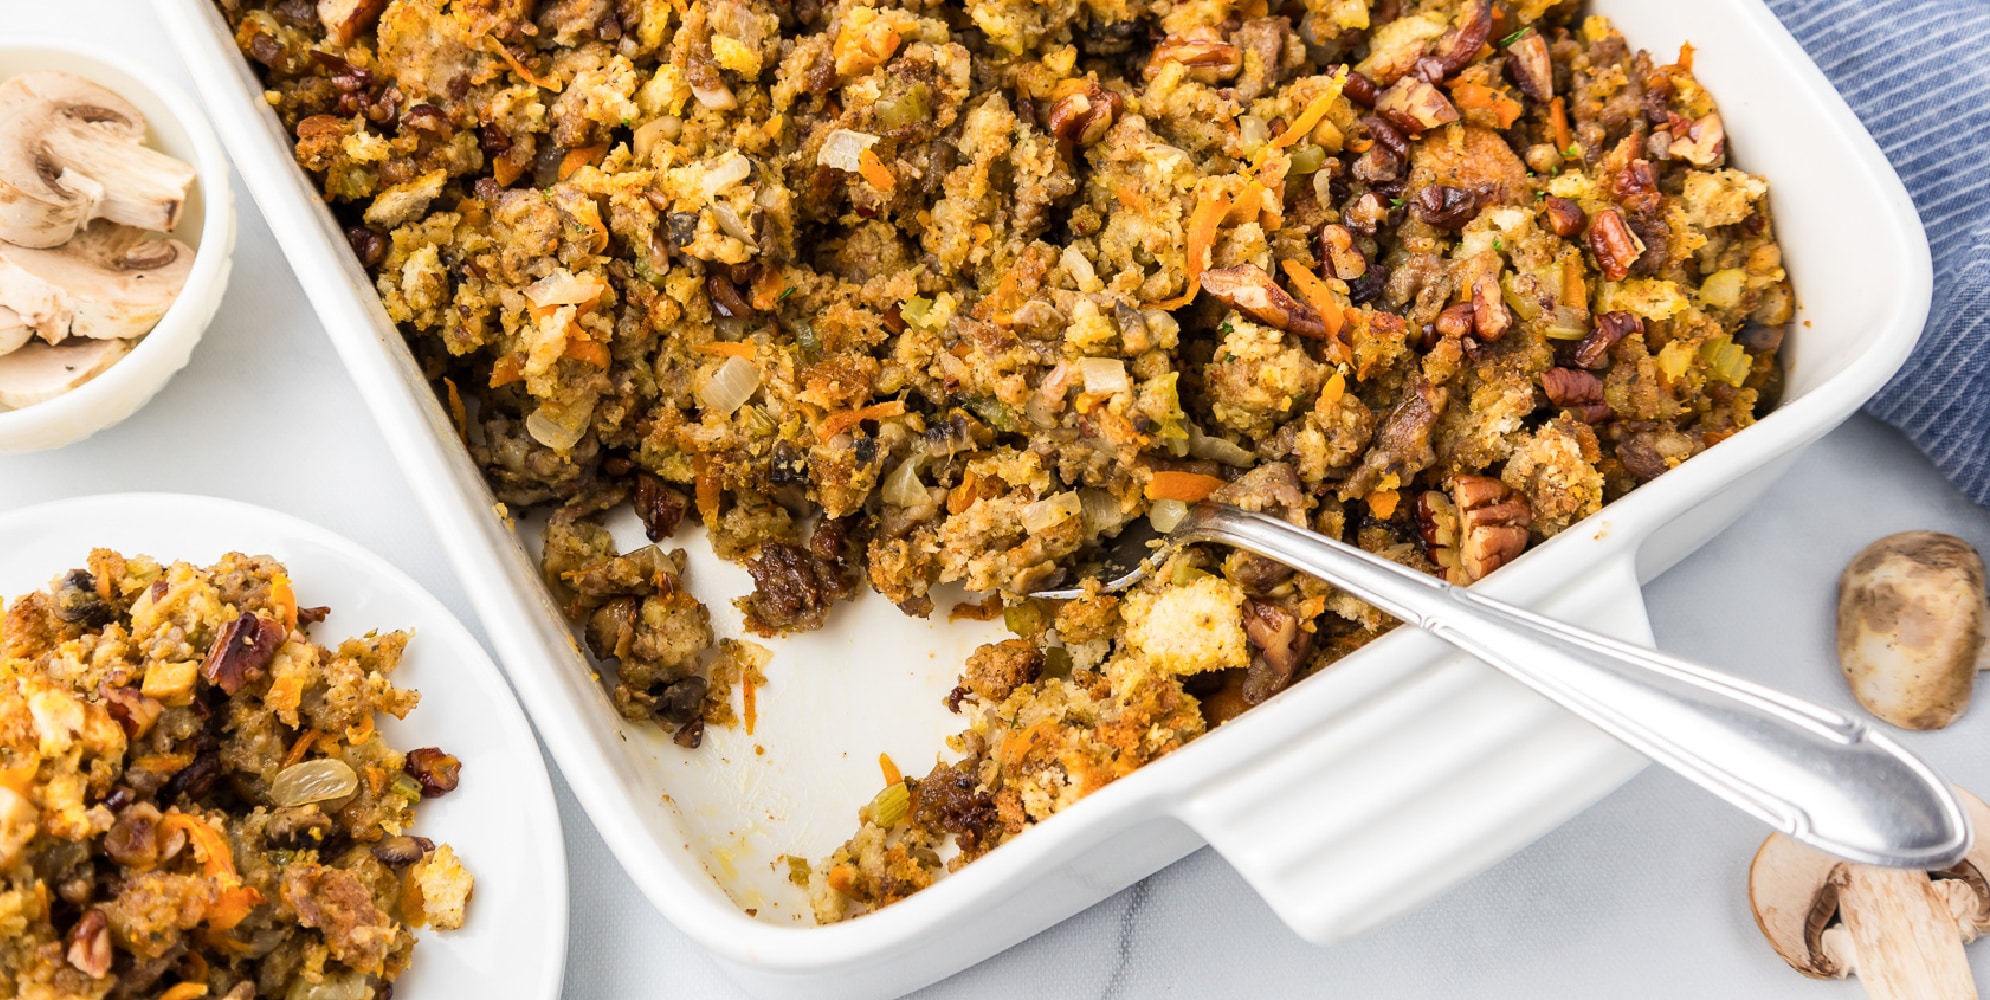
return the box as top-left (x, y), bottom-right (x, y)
top-left (5, 3), bottom-right (1989, 996)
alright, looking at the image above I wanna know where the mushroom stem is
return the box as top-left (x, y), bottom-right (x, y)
top-left (1837, 865), bottom-right (1979, 1000)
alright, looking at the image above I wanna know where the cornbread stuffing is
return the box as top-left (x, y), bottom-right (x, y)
top-left (0, 551), bottom-right (469, 997)
top-left (220, 0), bottom-right (1790, 921)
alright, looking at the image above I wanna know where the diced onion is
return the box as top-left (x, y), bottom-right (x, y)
top-left (1699, 268), bottom-right (1746, 309)
top-left (524, 268), bottom-right (608, 309)
top-left (632, 117), bottom-right (678, 162)
top-left (1239, 114), bottom-right (1268, 153)
top-left (881, 455), bottom-right (928, 507)
top-left (1060, 245), bottom-right (1103, 293)
top-left (1078, 488), bottom-right (1127, 538)
top-left (1148, 499), bottom-right (1190, 533)
top-left (271, 758), bottom-right (360, 808)
top-left (526, 399), bottom-right (594, 451)
top-left (697, 355), bottom-right (761, 415)
top-left (691, 80), bottom-right (737, 111)
top-left (1078, 357), bottom-right (1130, 396)
top-left (818, 129), bottom-right (881, 172)
top-left (1020, 491), bottom-right (1083, 534)
top-left (1187, 424), bottom-right (1256, 467)
top-left (700, 152), bottom-right (753, 197)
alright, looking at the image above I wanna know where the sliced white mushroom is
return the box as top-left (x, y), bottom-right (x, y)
top-left (0, 71), bottom-right (197, 248)
top-left (0, 222), bottom-right (193, 342)
top-left (0, 337), bottom-right (130, 408)
top-left (1750, 787), bottom-right (1990, 1000)
top-left (0, 305), bottom-right (30, 355)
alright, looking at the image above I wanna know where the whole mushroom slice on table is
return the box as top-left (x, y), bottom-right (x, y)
top-left (0, 338), bottom-right (130, 409)
top-left (0, 71), bottom-right (196, 248)
top-left (1751, 788), bottom-right (1990, 1000)
top-left (0, 222), bottom-right (194, 343)
top-left (1838, 532), bottom-right (1989, 730)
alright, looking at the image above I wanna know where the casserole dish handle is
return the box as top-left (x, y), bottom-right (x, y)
top-left (1172, 555), bottom-right (1652, 944)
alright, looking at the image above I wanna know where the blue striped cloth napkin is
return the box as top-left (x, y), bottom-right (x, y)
top-left (1767, 0), bottom-right (1990, 505)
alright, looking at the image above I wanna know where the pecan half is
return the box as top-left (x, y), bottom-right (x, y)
top-left (66, 909), bottom-right (110, 979)
top-left (1047, 82), bottom-right (1122, 147)
top-left (1147, 36), bottom-right (1243, 81)
top-left (1415, 0), bottom-right (1493, 83)
top-left (707, 274), bottom-right (755, 318)
top-left (1572, 310), bottom-right (1642, 369)
top-left (1542, 367), bottom-right (1610, 422)
top-left (1241, 599), bottom-right (1314, 705)
top-left (1504, 29), bottom-right (1554, 101)
top-left (1200, 265), bottom-right (1328, 339)
top-left (403, 747), bottom-right (462, 797)
top-left (1668, 112), bottom-right (1725, 167)
top-left (1319, 224), bottom-right (1366, 279)
top-left (201, 613), bottom-right (286, 695)
top-left (1434, 301), bottom-right (1476, 340)
top-left (1453, 475), bottom-right (1531, 581)
top-left (1376, 76), bottom-right (1460, 134)
top-left (371, 835), bottom-right (435, 867)
top-left (1586, 210), bottom-right (1644, 282)
top-left (634, 473), bottom-right (688, 542)
top-left (1470, 275), bottom-right (1510, 341)
top-left (1413, 490), bottom-right (1465, 583)
top-left (319, 0), bottom-right (389, 48)
top-left (1412, 185), bottom-right (1477, 230)
top-left (1543, 196), bottom-right (1586, 238)
top-left (99, 685), bottom-right (163, 739)
top-left (1343, 71), bottom-right (1381, 107)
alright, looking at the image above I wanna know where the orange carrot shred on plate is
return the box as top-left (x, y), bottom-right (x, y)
top-left (486, 37), bottom-right (562, 91)
top-left (1549, 96), bottom-right (1571, 154)
top-left (749, 268), bottom-right (786, 311)
top-left (558, 144), bottom-right (608, 181)
top-left (492, 156), bottom-right (524, 187)
top-left (743, 672), bottom-right (759, 736)
top-left (1320, 370), bottom-right (1348, 406)
top-left (158, 983), bottom-right (211, 1000)
top-left (1279, 260), bottom-right (1345, 343)
top-left (1368, 489), bottom-right (1401, 520)
top-left (879, 753), bottom-right (902, 787)
top-left (160, 813), bottom-right (236, 880)
top-left (489, 354), bottom-right (524, 388)
top-left (816, 399), bottom-right (905, 441)
top-left (695, 341), bottom-right (758, 360)
top-left (693, 454), bottom-right (721, 523)
top-left (1144, 470), bottom-right (1227, 503)
top-left (1155, 192), bottom-right (1232, 310)
top-left (441, 377), bottom-right (470, 443)
top-left (1270, 92), bottom-right (1337, 149)
top-left (565, 337), bottom-right (611, 368)
top-left (856, 148), bottom-right (896, 193)
top-left (1449, 82), bottom-right (1523, 129)
top-left (282, 729), bottom-right (319, 769)
top-left (206, 886), bottom-right (264, 932)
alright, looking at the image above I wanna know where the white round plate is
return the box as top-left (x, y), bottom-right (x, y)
top-left (0, 493), bottom-right (567, 999)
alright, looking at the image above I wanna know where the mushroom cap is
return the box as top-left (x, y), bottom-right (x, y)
top-left (1838, 532), bottom-right (1988, 730)
top-left (0, 222), bottom-right (194, 342)
top-left (0, 71), bottom-right (194, 248)
top-left (0, 337), bottom-right (130, 409)
top-left (1751, 787), bottom-right (1990, 978)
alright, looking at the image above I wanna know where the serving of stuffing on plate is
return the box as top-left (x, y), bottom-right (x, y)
top-left (0, 550), bottom-right (469, 998)
top-left (218, 0), bottom-right (1789, 920)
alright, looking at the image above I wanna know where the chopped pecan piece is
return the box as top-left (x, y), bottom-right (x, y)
top-left (1241, 599), bottom-right (1313, 705)
top-left (1543, 196), bottom-right (1586, 238)
top-left (1412, 185), bottom-right (1477, 230)
top-left (1416, 0), bottom-right (1494, 83)
top-left (403, 747), bottom-right (461, 797)
top-left (1343, 70), bottom-right (1380, 107)
top-left (1542, 367), bottom-right (1610, 422)
top-left (1586, 209), bottom-right (1644, 282)
top-left (319, 0), bottom-right (389, 47)
top-left (1470, 275), bottom-right (1510, 341)
top-left (1318, 224), bottom-right (1366, 279)
top-left (1413, 490), bottom-right (1466, 584)
top-left (635, 473), bottom-right (688, 542)
top-left (66, 908), bottom-right (110, 979)
top-left (99, 685), bottom-right (162, 739)
top-left (201, 613), bottom-right (286, 695)
top-left (1376, 76), bottom-right (1460, 134)
top-left (1434, 301), bottom-right (1476, 340)
top-left (1200, 265), bottom-right (1327, 339)
top-left (1668, 112), bottom-right (1725, 166)
top-left (1504, 30), bottom-right (1554, 101)
top-left (707, 274), bottom-right (755, 318)
top-left (1047, 82), bottom-right (1121, 147)
top-left (1571, 310), bottom-right (1642, 369)
top-left (1452, 475), bottom-right (1531, 582)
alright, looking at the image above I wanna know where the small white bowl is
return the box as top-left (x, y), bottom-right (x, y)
top-left (0, 39), bottom-right (235, 453)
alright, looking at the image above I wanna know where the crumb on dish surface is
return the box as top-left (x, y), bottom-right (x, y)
top-left (0, 549), bottom-right (468, 998)
top-left (221, 0), bottom-right (1789, 922)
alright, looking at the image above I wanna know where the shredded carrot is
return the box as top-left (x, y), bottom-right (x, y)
top-left (0, 757), bottom-right (37, 797)
top-left (1450, 82), bottom-right (1523, 129)
top-left (345, 714), bottom-right (375, 746)
top-left (206, 886), bottom-right (263, 932)
top-left (1321, 370), bottom-right (1347, 406)
top-left (486, 38), bottom-right (561, 91)
top-left (948, 595), bottom-right (1003, 621)
top-left (1115, 183), bottom-right (1142, 210)
top-left (693, 454), bottom-right (721, 523)
top-left (749, 268), bottom-right (786, 311)
top-left (1368, 489), bottom-right (1401, 519)
top-left (946, 469), bottom-right (982, 515)
top-left (492, 156), bottom-right (524, 188)
top-left (268, 573), bottom-right (298, 631)
top-left (1563, 258), bottom-right (1588, 311)
top-left (816, 399), bottom-right (905, 441)
top-left (1674, 41), bottom-right (1695, 73)
top-left (282, 729), bottom-right (319, 769)
top-left (1279, 260), bottom-right (1346, 343)
top-left (402, 869), bottom-right (429, 929)
top-left (558, 144), bottom-right (607, 181)
top-left (1155, 192), bottom-right (1232, 310)
top-left (442, 377), bottom-right (469, 443)
top-left (856, 148), bottom-right (896, 193)
top-left (999, 720), bottom-right (1059, 774)
top-left (1228, 180), bottom-right (1265, 224)
top-left (1549, 96), bottom-right (1571, 154)
top-left (160, 813), bottom-right (236, 880)
top-left (1145, 470), bottom-right (1227, 503)
top-left (183, 951), bottom-right (210, 984)
top-left (365, 765), bottom-right (387, 797)
top-left (743, 672), bottom-right (758, 736)
top-left (489, 354), bottom-right (524, 388)
top-left (565, 337), bottom-right (611, 367)
top-left (879, 753), bottom-right (902, 787)
top-left (158, 983), bottom-right (210, 1000)
top-left (825, 864), bottom-right (859, 898)
top-left (1271, 92), bottom-right (1337, 150)
top-left (695, 341), bottom-right (758, 360)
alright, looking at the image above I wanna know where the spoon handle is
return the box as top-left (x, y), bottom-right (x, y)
top-left (1183, 503), bottom-right (1968, 869)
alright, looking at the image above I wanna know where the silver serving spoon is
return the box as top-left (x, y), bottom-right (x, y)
top-left (1031, 502), bottom-right (1969, 869)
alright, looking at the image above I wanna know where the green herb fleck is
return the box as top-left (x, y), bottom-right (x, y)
top-left (1389, 197), bottom-right (1405, 207)
top-left (1499, 26), bottom-right (1533, 47)
top-left (1493, 238), bottom-right (1505, 251)
top-left (778, 285), bottom-right (797, 301)
top-left (1218, 320), bottom-right (1235, 336)
top-left (1565, 145), bottom-right (1581, 157)
top-left (1535, 190), bottom-right (1547, 201)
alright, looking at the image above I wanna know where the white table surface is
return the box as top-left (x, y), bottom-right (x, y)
top-left (6, 3), bottom-right (1989, 996)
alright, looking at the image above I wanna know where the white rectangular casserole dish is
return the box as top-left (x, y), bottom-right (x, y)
top-left (160, 0), bottom-right (1932, 995)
